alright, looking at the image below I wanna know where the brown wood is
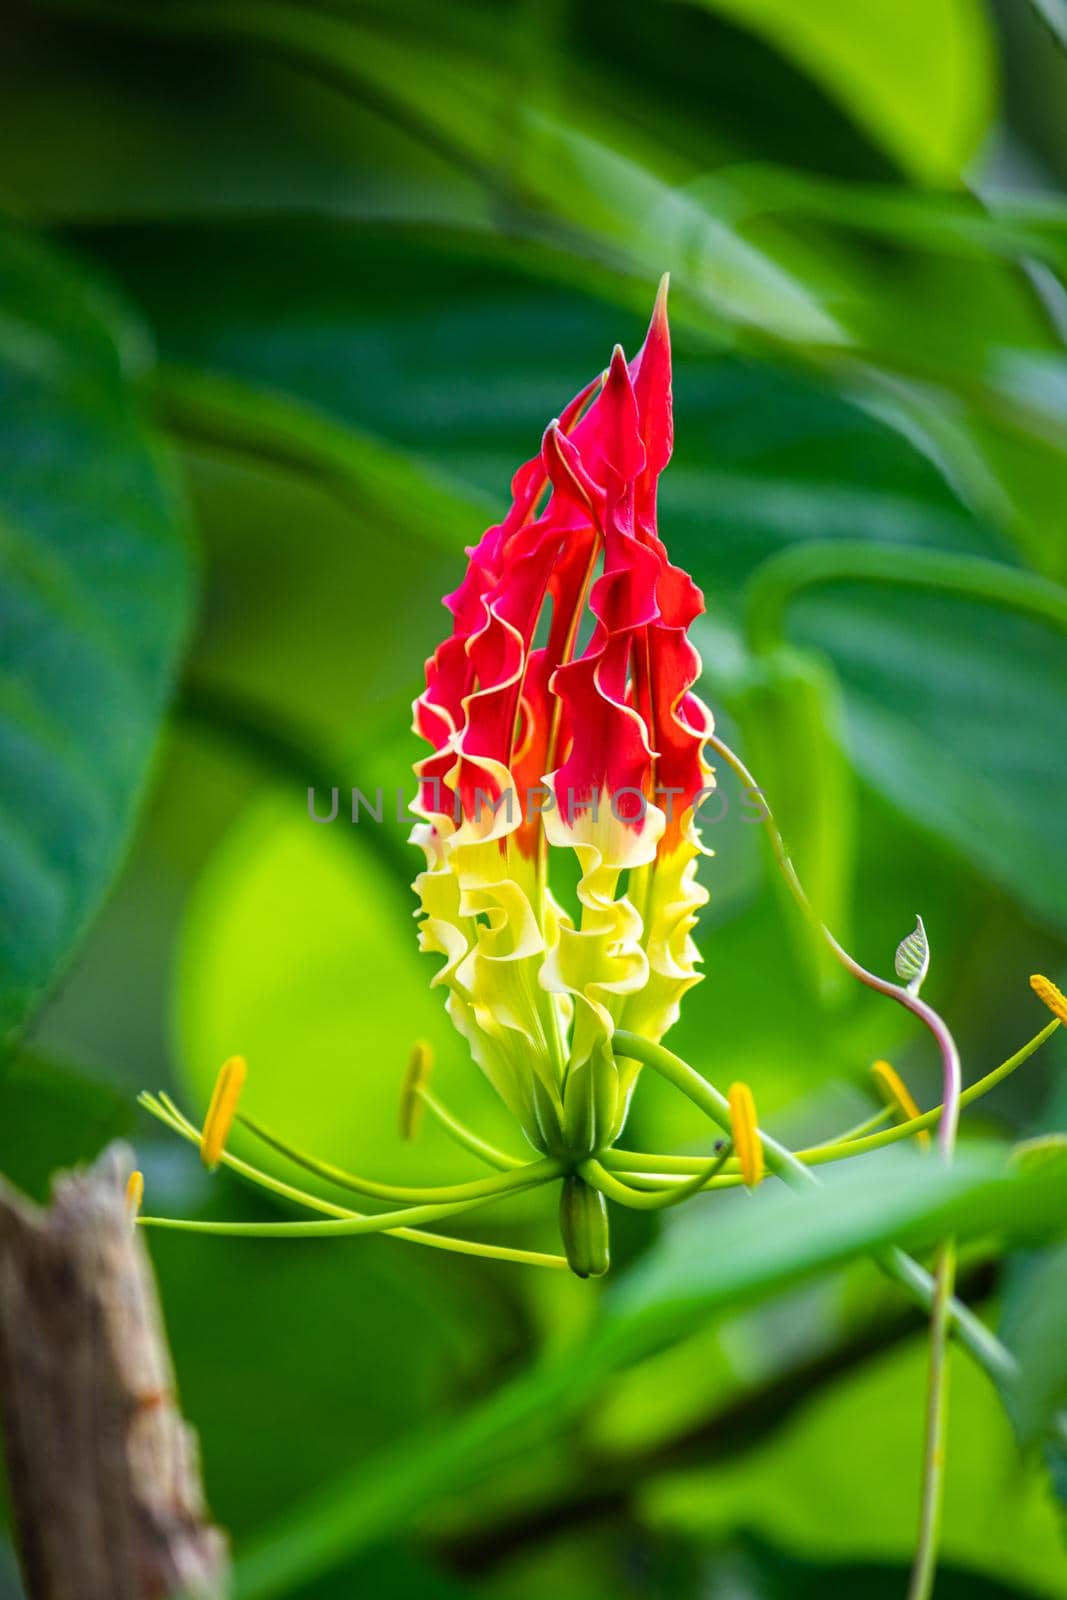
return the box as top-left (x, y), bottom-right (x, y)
top-left (0, 1143), bottom-right (228, 1599)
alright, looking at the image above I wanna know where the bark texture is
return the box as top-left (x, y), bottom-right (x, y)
top-left (0, 1143), bottom-right (227, 1599)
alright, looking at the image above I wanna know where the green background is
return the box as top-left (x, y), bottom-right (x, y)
top-left (2, 1), bottom-right (1067, 1596)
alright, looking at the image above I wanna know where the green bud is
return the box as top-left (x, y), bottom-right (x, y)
top-left (559, 1175), bottom-right (610, 1278)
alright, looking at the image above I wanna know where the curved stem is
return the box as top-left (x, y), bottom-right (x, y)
top-left (708, 730), bottom-right (962, 1152)
top-left (139, 1190), bottom-right (527, 1238)
top-left (810, 1104), bottom-right (896, 1146)
top-left (415, 1086), bottom-right (526, 1170)
top-left (607, 1036), bottom-right (1012, 1388)
top-left (580, 1146), bottom-right (731, 1211)
top-left (605, 1020), bottom-right (1058, 1181)
top-left (612, 1031), bottom-right (813, 1186)
top-left (238, 1111), bottom-right (549, 1201)
top-left (908, 1241), bottom-right (956, 1600)
top-left (139, 1093), bottom-right (567, 1268)
top-left (704, 730), bottom-right (965, 1600)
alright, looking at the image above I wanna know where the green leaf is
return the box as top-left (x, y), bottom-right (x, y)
top-left (728, 644), bottom-right (856, 999)
top-left (43, 1), bottom-right (1067, 571)
top-left (1000, 1243), bottom-right (1067, 1448)
top-left (603, 1149), bottom-right (1067, 1344)
top-left (641, 1335), bottom-right (1067, 1595)
top-left (80, 220), bottom-right (1010, 588)
top-left (0, 226), bottom-right (191, 1048)
top-left (157, 365), bottom-right (490, 560)
top-left (679, 0), bottom-right (995, 182)
top-left (744, 544), bottom-right (1067, 934)
top-left (0, 1048), bottom-right (131, 1201)
top-left (1026, 0), bottom-right (1067, 53)
top-left (894, 916), bottom-right (929, 995)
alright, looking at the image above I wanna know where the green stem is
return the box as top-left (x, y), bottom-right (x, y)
top-left (705, 730), bottom-right (967, 1600)
top-left (706, 731), bottom-right (963, 1147)
top-left (238, 1110), bottom-right (550, 1202)
top-left (415, 1086), bottom-right (526, 1170)
top-left (810, 1104), bottom-right (896, 1146)
top-left (612, 1031), bottom-right (817, 1185)
top-left (139, 1192), bottom-right (522, 1238)
top-left (607, 1036), bottom-right (1012, 1387)
top-left (139, 1093), bottom-right (567, 1268)
top-left (908, 1240), bottom-right (956, 1600)
top-left (604, 1020), bottom-right (1058, 1180)
top-left (579, 1145), bottom-right (731, 1211)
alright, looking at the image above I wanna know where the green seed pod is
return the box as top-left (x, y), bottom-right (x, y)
top-left (559, 1175), bottom-right (610, 1278)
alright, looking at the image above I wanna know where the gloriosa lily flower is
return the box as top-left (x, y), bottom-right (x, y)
top-left (135, 282), bottom-right (1065, 1600)
top-left (137, 286), bottom-right (1056, 1282)
top-left (411, 278), bottom-right (714, 1170)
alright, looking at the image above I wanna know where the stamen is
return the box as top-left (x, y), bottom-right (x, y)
top-left (399, 1040), bottom-right (434, 1140)
top-left (200, 1055), bottom-right (247, 1170)
top-left (125, 1169), bottom-right (144, 1224)
top-left (1031, 973), bottom-right (1067, 1027)
top-left (871, 1059), bottom-right (930, 1150)
top-left (728, 1081), bottom-right (764, 1188)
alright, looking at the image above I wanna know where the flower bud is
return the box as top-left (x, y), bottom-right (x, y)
top-left (558, 1175), bottom-right (610, 1278)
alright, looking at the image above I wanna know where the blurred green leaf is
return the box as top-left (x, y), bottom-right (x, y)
top-left (78, 219), bottom-right (1010, 591)
top-left (169, 422), bottom-right (460, 755)
top-left (679, 0), bottom-right (995, 183)
top-left (150, 1214), bottom-right (512, 1540)
top-left (1026, 0), bottom-right (1067, 53)
top-left (287, 1544), bottom-right (478, 1600)
top-left (603, 1148), bottom-right (1067, 1343)
top-left (158, 366), bottom-right (490, 559)
top-left (743, 544), bottom-right (1067, 933)
top-left (0, 1), bottom-right (487, 227)
top-left (728, 644), bottom-right (855, 997)
top-left (0, 1048), bottom-right (130, 1200)
top-left (1000, 1243), bottom-right (1067, 1448)
top-left (0, 226), bottom-right (191, 1049)
top-left (640, 1335), bottom-right (1067, 1595)
top-left (52, 0), bottom-right (1067, 572)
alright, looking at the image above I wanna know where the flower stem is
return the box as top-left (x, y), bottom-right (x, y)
top-left (580, 1146), bottom-right (732, 1211)
top-left (608, 1036), bottom-right (1010, 1389)
top-left (138, 1093), bottom-right (567, 1267)
top-left (415, 1086), bottom-right (526, 1170)
top-left (706, 729), bottom-right (962, 1146)
top-left (908, 1240), bottom-right (956, 1600)
top-left (237, 1111), bottom-right (544, 1202)
top-left (604, 1020), bottom-right (1058, 1181)
top-left (704, 731), bottom-right (964, 1599)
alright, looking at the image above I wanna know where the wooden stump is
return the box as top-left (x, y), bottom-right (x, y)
top-left (0, 1143), bottom-right (228, 1599)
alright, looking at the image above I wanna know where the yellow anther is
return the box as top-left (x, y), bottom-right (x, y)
top-left (1031, 974), bottom-right (1067, 1028)
top-left (200, 1055), bottom-right (247, 1170)
top-left (399, 1040), bottom-right (434, 1140)
top-left (125, 1169), bottom-right (144, 1222)
top-left (871, 1059), bottom-right (930, 1149)
top-left (728, 1081), bottom-right (764, 1188)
